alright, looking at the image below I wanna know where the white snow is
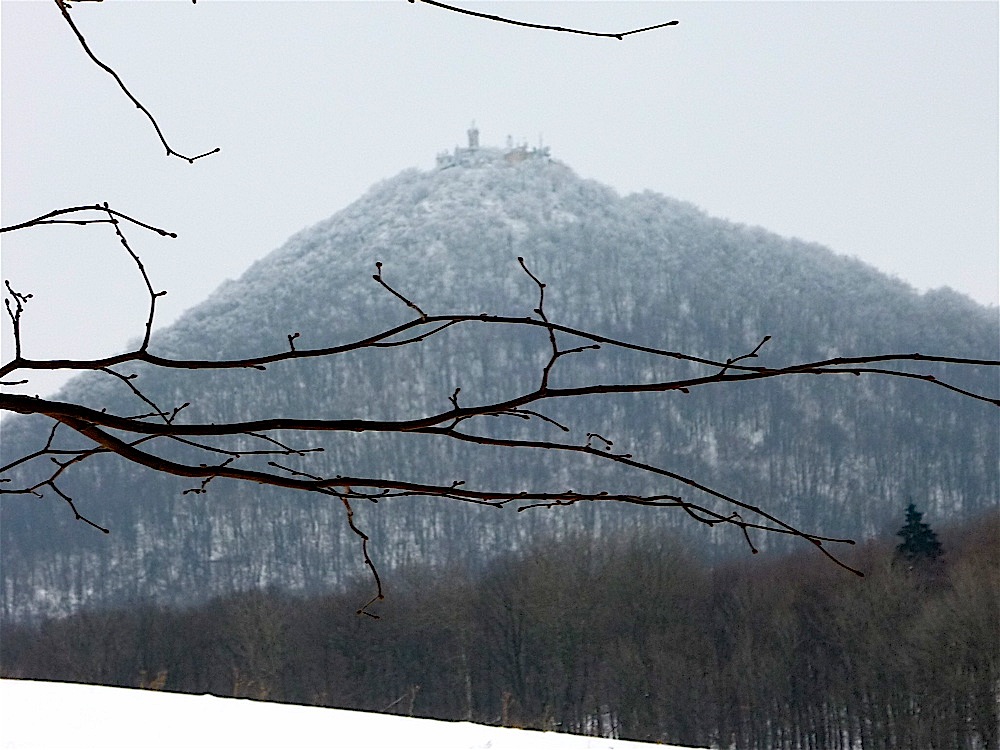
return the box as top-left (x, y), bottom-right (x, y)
top-left (0, 679), bottom-right (707, 750)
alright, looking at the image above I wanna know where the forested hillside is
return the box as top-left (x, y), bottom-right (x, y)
top-left (4, 513), bottom-right (996, 749)
top-left (2, 146), bottom-right (997, 620)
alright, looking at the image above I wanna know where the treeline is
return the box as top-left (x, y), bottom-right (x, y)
top-left (2, 514), bottom-right (997, 749)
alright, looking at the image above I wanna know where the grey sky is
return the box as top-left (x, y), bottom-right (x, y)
top-left (2, 1), bottom-right (998, 398)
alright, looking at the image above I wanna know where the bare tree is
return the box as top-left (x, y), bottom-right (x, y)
top-left (2, 2), bottom-right (998, 616)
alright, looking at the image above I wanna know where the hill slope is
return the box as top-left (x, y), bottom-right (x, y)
top-left (2, 142), bottom-right (997, 620)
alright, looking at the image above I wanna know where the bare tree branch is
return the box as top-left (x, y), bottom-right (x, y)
top-left (53, 0), bottom-right (219, 163)
top-left (50, 0), bottom-right (672, 174)
top-left (3, 233), bottom-right (998, 604)
top-left (409, 0), bottom-right (679, 39)
top-left (373, 262), bottom-right (428, 321)
top-left (3, 281), bottom-right (32, 362)
top-left (0, 205), bottom-right (177, 237)
top-left (3, 205), bottom-right (996, 604)
top-left (100, 203), bottom-right (167, 351)
top-left (5, 3), bottom-right (995, 614)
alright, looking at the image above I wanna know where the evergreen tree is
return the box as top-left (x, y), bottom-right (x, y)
top-left (896, 502), bottom-right (944, 564)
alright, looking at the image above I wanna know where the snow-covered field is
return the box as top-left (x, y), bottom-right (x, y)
top-left (0, 679), bottom-right (706, 750)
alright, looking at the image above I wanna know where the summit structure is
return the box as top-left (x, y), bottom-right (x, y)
top-left (436, 123), bottom-right (551, 169)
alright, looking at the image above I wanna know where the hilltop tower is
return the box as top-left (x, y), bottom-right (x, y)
top-left (436, 125), bottom-right (551, 170)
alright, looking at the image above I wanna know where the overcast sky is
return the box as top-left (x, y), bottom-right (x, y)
top-left (2, 1), bottom-right (998, 398)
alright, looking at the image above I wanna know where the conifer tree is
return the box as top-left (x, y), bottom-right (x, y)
top-left (895, 502), bottom-right (944, 564)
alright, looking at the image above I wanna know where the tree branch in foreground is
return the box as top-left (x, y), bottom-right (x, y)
top-left (54, 0), bottom-right (219, 163)
top-left (53, 0), bottom-right (674, 169)
top-left (2, 208), bottom-right (998, 616)
top-left (409, 0), bottom-right (679, 39)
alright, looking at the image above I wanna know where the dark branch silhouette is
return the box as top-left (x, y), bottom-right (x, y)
top-left (0, 204), bottom-right (177, 237)
top-left (54, 0), bottom-right (219, 163)
top-left (7, 6), bottom-right (995, 618)
top-left (3, 206), bottom-right (999, 614)
top-left (52, 0), bottom-right (674, 167)
top-left (409, 0), bottom-right (679, 39)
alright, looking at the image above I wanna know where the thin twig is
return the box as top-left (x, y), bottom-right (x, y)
top-left (410, 0), bottom-right (679, 39)
top-left (339, 493), bottom-right (384, 618)
top-left (53, 0), bottom-right (219, 163)
top-left (47, 481), bottom-right (110, 533)
top-left (3, 281), bottom-right (32, 360)
top-left (101, 203), bottom-right (166, 351)
top-left (1, 204), bottom-right (176, 236)
top-left (518, 257), bottom-right (561, 389)
top-left (373, 262), bottom-right (427, 321)
top-left (99, 367), bottom-right (170, 422)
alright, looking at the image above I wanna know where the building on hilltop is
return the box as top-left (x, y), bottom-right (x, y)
top-left (436, 124), bottom-right (551, 170)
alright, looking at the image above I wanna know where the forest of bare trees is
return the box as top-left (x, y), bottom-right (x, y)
top-left (3, 511), bottom-right (996, 749)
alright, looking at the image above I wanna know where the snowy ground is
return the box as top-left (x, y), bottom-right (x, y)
top-left (0, 679), bottom-right (707, 750)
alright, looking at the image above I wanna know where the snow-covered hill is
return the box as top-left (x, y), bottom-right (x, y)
top-left (2, 139), bottom-right (996, 620)
top-left (0, 679), bottom-right (705, 750)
